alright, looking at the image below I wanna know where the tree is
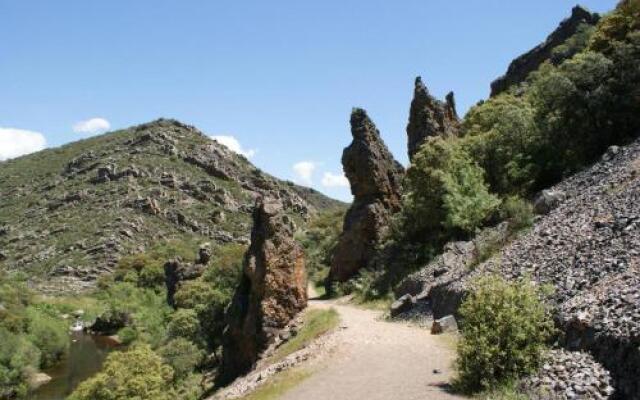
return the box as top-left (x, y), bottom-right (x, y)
top-left (403, 137), bottom-right (499, 239)
top-left (68, 345), bottom-right (175, 400)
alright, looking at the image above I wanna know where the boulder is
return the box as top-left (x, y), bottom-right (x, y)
top-left (602, 145), bottom-right (620, 161)
top-left (220, 197), bottom-right (307, 383)
top-left (328, 109), bottom-right (404, 284)
top-left (390, 294), bottom-right (415, 317)
top-left (407, 77), bottom-right (460, 161)
top-left (431, 315), bottom-right (458, 334)
top-left (533, 189), bottom-right (566, 215)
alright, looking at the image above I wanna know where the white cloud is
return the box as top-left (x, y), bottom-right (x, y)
top-left (293, 161), bottom-right (317, 186)
top-left (72, 117), bottom-right (111, 135)
top-left (210, 135), bottom-right (256, 158)
top-left (0, 127), bottom-right (47, 161)
top-left (321, 172), bottom-right (350, 188)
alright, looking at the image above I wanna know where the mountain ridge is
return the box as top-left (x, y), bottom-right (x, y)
top-left (0, 118), bottom-right (343, 294)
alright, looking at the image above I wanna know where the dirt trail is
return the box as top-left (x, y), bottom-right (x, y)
top-left (279, 296), bottom-right (465, 400)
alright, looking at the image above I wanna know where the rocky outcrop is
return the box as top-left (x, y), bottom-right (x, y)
top-left (328, 109), bottom-right (404, 284)
top-left (220, 198), bottom-right (307, 384)
top-left (491, 6), bottom-right (600, 96)
top-left (0, 118), bottom-right (342, 294)
top-left (164, 244), bottom-right (210, 307)
top-left (402, 138), bottom-right (640, 398)
top-left (406, 77), bottom-right (460, 161)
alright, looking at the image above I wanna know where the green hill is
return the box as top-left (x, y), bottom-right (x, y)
top-left (0, 119), bottom-right (343, 293)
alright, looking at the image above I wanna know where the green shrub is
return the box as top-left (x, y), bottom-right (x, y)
top-left (26, 308), bottom-right (69, 368)
top-left (166, 308), bottom-right (201, 344)
top-left (461, 94), bottom-right (540, 195)
top-left (117, 327), bottom-right (138, 345)
top-left (157, 338), bottom-right (203, 382)
top-left (0, 328), bottom-right (41, 399)
top-left (455, 276), bottom-right (554, 393)
top-left (69, 344), bottom-right (176, 400)
top-left (298, 208), bottom-right (346, 287)
top-left (500, 196), bottom-right (534, 232)
top-left (403, 137), bottom-right (500, 239)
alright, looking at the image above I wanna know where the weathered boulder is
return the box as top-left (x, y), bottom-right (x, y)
top-left (220, 197), bottom-right (307, 383)
top-left (390, 294), bottom-right (415, 318)
top-left (533, 189), bottom-right (566, 215)
top-left (431, 315), bottom-right (458, 335)
top-left (406, 77), bottom-right (460, 161)
top-left (328, 109), bottom-right (404, 284)
top-left (491, 6), bottom-right (600, 96)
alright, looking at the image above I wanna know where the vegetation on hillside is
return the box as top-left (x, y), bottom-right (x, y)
top-left (454, 276), bottom-right (554, 394)
top-left (355, 0), bottom-right (640, 299)
top-left (0, 272), bottom-right (69, 399)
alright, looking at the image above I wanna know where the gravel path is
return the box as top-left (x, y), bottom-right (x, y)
top-left (279, 298), bottom-right (465, 400)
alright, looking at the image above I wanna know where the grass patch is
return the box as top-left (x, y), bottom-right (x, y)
top-left (473, 382), bottom-right (529, 400)
top-left (238, 368), bottom-right (311, 400)
top-left (355, 296), bottom-right (394, 311)
top-left (269, 308), bottom-right (339, 363)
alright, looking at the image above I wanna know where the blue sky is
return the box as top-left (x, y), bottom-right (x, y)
top-left (0, 0), bottom-right (616, 201)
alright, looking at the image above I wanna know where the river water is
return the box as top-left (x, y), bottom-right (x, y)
top-left (29, 332), bottom-right (120, 400)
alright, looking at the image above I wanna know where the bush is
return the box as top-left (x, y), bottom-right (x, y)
top-left (500, 196), bottom-right (534, 232)
top-left (298, 208), bottom-right (345, 287)
top-left (166, 308), bottom-right (201, 344)
top-left (455, 276), bottom-right (554, 393)
top-left (117, 327), bottom-right (138, 345)
top-left (157, 338), bottom-right (203, 381)
top-left (403, 137), bottom-right (500, 239)
top-left (461, 95), bottom-right (540, 195)
top-left (69, 344), bottom-right (176, 400)
top-left (26, 308), bottom-right (69, 368)
top-left (0, 328), bottom-right (41, 399)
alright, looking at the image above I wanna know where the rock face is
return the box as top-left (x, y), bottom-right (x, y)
top-left (406, 77), bottom-right (460, 161)
top-left (164, 244), bottom-right (210, 307)
top-left (402, 138), bottom-right (640, 398)
top-left (328, 109), bottom-right (404, 284)
top-left (220, 198), bottom-right (307, 383)
top-left (491, 6), bottom-right (600, 96)
top-left (0, 118), bottom-right (342, 294)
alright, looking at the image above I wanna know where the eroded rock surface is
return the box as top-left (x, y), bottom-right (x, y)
top-left (406, 77), bottom-right (460, 161)
top-left (220, 198), bottom-right (307, 383)
top-left (328, 109), bottom-right (404, 284)
top-left (402, 138), bottom-right (640, 398)
top-left (491, 6), bottom-right (600, 96)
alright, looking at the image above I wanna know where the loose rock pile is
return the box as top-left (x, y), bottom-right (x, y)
top-left (396, 139), bottom-right (640, 398)
top-left (522, 350), bottom-right (614, 400)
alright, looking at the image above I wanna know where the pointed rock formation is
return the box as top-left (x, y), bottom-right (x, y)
top-left (328, 109), bottom-right (404, 284)
top-left (406, 77), bottom-right (460, 161)
top-left (220, 197), bottom-right (307, 383)
top-left (490, 6), bottom-right (600, 97)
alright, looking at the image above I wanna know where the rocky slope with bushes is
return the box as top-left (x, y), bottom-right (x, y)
top-left (0, 119), bottom-right (342, 293)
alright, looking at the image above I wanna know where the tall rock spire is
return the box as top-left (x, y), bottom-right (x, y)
top-left (220, 197), bottom-right (307, 383)
top-left (328, 108), bottom-right (404, 284)
top-left (406, 77), bottom-right (460, 161)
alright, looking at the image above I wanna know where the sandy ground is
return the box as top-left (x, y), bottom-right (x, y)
top-left (278, 297), bottom-right (466, 400)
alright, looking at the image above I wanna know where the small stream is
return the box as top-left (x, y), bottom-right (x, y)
top-left (29, 332), bottom-right (120, 400)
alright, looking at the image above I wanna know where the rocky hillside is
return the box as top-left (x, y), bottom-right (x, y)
top-left (490, 5), bottom-right (600, 96)
top-left (396, 139), bottom-right (640, 398)
top-left (0, 119), bottom-right (342, 293)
